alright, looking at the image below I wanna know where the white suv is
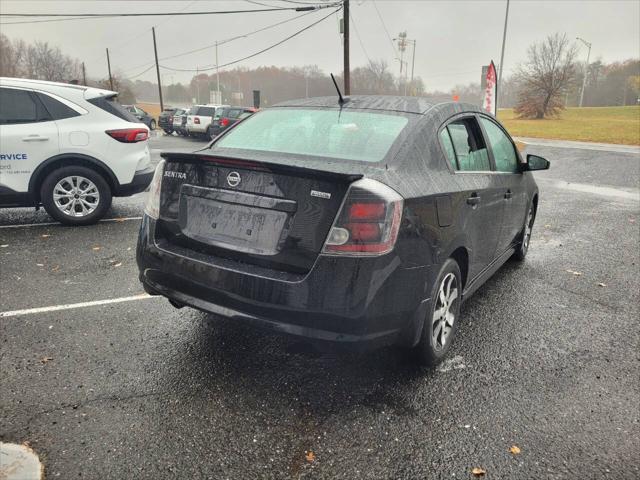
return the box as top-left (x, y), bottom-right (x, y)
top-left (0, 77), bottom-right (153, 225)
top-left (186, 104), bottom-right (229, 138)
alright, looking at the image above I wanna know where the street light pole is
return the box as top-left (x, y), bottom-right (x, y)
top-left (215, 41), bottom-right (220, 104)
top-left (498, 0), bottom-right (510, 105)
top-left (576, 37), bottom-right (592, 108)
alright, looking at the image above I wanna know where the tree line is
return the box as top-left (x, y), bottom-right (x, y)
top-left (1, 32), bottom-right (638, 120)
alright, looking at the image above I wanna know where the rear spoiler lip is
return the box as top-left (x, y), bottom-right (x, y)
top-left (160, 151), bottom-right (364, 183)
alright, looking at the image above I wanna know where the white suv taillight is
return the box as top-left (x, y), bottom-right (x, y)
top-left (144, 160), bottom-right (165, 219)
top-left (106, 128), bottom-right (148, 143)
top-left (322, 178), bottom-right (403, 256)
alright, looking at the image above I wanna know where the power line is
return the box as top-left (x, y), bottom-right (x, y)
top-left (349, 9), bottom-right (371, 64)
top-left (371, 0), bottom-right (398, 59)
top-left (160, 8), bottom-right (318, 62)
top-left (160, 7), bottom-right (340, 73)
top-left (113, 8), bottom-right (320, 78)
top-left (0, 4), bottom-right (341, 20)
top-left (0, 16), bottom-right (96, 25)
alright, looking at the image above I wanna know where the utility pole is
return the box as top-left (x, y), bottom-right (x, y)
top-left (105, 48), bottom-right (113, 91)
top-left (410, 40), bottom-right (416, 84)
top-left (576, 37), bottom-right (592, 108)
top-left (343, 0), bottom-right (350, 95)
top-left (498, 0), bottom-right (510, 106)
top-left (82, 62), bottom-right (87, 86)
top-left (152, 27), bottom-right (164, 112)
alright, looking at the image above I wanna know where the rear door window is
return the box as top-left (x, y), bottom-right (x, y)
top-left (479, 117), bottom-right (519, 173)
top-left (442, 117), bottom-right (491, 171)
top-left (0, 87), bottom-right (49, 124)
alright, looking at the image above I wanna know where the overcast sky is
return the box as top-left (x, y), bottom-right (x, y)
top-left (1, 0), bottom-right (638, 91)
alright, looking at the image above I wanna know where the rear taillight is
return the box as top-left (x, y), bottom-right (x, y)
top-left (144, 160), bottom-right (164, 219)
top-left (322, 179), bottom-right (403, 256)
top-left (106, 128), bottom-right (148, 143)
top-left (194, 117), bottom-right (200, 124)
top-left (221, 118), bottom-right (229, 127)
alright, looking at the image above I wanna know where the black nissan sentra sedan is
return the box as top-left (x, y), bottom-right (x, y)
top-left (137, 95), bottom-right (549, 366)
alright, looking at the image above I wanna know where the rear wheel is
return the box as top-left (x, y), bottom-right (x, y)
top-left (512, 202), bottom-right (536, 262)
top-left (40, 166), bottom-right (112, 226)
top-left (149, 119), bottom-right (156, 130)
top-left (413, 258), bottom-right (462, 367)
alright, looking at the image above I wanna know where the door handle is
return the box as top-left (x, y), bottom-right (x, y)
top-left (466, 194), bottom-right (481, 206)
top-left (22, 136), bottom-right (49, 142)
top-left (504, 190), bottom-right (513, 199)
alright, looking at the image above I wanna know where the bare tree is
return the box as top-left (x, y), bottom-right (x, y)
top-left (515, 33), bottom-right (577, 118)
top-left (0, 35), bottom-right (81, 82)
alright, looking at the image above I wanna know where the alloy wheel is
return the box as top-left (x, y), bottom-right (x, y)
top-left (432, 272), bottom-right (458, 351)
top-left (53, 176), bottom-right (100, 217)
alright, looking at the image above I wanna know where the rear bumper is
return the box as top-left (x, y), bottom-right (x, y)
top-left (137, 215), bottom-right (431, 349)
top-left (114, 165), bottom-right (155, 196)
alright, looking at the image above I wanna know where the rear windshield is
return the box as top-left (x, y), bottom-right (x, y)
top-left (88, 95), bottom-right (138, 122)
top-left (196, 106), bottom-right (215, 117)
top-left (214, 108), bottom-right (409, 162)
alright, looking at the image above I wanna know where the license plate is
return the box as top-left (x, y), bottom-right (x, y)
top-left (179, 195), bottom-right (288, 255)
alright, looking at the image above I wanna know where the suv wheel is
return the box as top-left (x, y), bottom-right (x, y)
top-left (40, 166), bottom-right (112, 226)
top-left (206, 126), bottom-right (214, 140)
top-left (413, 258), bottom-right (462, 366)
top-left (149, 119), bottom-right (156, 130)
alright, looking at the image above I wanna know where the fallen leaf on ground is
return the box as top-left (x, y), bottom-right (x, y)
top-left (471, 467), bottom-right (486, 476)
top-left (92, 246), bottom-right (101, 251)
top-left (40, 357), bottom-right (53, 364)
top-left (112, 262), bottom-right (122, 267)
top-left (41, 234), bottom-right (51, 238)
top-left (597, 282), bottom-right (607, 287)
top-left (305, 451), bottom-right (316, 463)
top-left (565, 269), bottom-right (582, 276)
top-left (51, 265), bottom-right (60, 272)
top-left (509, 445), bottom-right (521, 454)
top-left (21, 441), bottom-right (31, 448)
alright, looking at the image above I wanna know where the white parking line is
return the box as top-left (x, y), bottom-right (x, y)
top-left (0, 216), bottom-right (142, 229)
top-left (0, 294), bottom-right (157, 318)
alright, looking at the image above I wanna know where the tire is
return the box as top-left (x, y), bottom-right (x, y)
top-left (163, 128), bottom-right (173, 135)
top-left (413, 258), bottom-right (462, 367)
top-left (149, 119), bottom-right (156, 130)
top-left (206, 126), bottom-right (213, 140)
top-left (512, 202), bottom-right (536, 262)
top-left (40, 166), bottom-right (112, 226)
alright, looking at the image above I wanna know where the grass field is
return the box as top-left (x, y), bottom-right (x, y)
top-left (498, 106), bottom-right (640, 145)
top-left (138, 102), bottom-right (162, 119)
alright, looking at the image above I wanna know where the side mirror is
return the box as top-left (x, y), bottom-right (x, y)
top-left (526, 154), bottom-right (550, 171)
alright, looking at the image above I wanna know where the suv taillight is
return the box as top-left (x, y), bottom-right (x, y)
top-left (194, 117), bottom-right (200, 124)
top-left (220, 118), bottom-right (229, 127)
top-left (106, 128), bottom-right (148, 143)
top-left (322, 179), bottom-right (403, 256)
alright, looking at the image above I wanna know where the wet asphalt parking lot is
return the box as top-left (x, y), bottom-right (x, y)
top-left (1, 133), bottom-right (639, 479)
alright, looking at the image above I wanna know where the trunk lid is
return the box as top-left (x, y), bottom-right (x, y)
top-left (156, 152), bottom-right (362, 273)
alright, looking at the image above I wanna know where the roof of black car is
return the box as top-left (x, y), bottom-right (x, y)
top-left (273, 95), bottom-right (435, 114)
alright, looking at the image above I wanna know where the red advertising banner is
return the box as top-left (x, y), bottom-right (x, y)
top-left (482, 60), bottom-right (497, 116)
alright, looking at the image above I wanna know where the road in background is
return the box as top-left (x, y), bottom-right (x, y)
top-left (1, 136), bottom-right (638, 479)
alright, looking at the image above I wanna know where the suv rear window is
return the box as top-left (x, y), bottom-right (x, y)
top-left (196, 107), bottom-right (215, 117)
top-left (87, 95), bottom-right (138, 122)
top-left (214, 108), bottom-right (409, 163)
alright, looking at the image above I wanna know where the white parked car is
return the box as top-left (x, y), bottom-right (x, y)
top-left (0, 77), bottom-right (153, 225)
top-left (186, 104), bottom-right (229, 138)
